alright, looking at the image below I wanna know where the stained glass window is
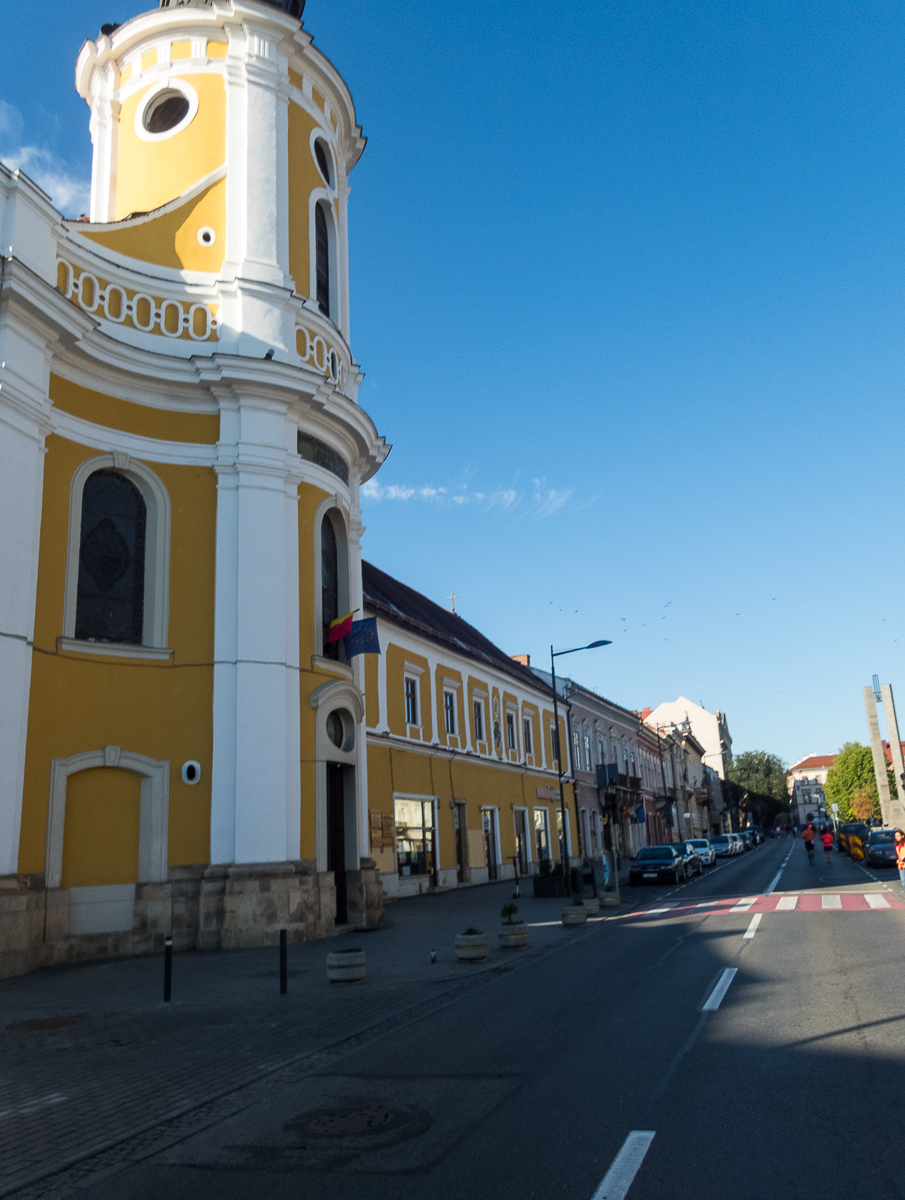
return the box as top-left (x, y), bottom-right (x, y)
top-left (75, 470), bottom-right (146, 644)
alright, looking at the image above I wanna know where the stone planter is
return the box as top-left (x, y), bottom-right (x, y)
top-left (455, 932), bottom-right (489, 962)
top-left (498, 923), bottom-right (529, 949)
top-left (561, 906), bottom-right (588, 927)
top-left (583, 897), bottom-right (600, 916)
top-left (326, 947), bottom-right (366, 983)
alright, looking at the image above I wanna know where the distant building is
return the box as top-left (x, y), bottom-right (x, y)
top-left (641, 698), bottom-right (732, 780)
top-left (786, 755), bottom-right (836, 825)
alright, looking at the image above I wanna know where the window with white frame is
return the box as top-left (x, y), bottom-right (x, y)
top-left (572, 730), bottom-right (580, 770)
top-left (64, 457), bottom-right (170, 652)
top-left (443, 691), bottom-right (456, 735)
top-left (523, 716), bottom-right (533, 755)
top-left (473, 698), bottom-right (485, 743)
top-left (404, 677), bottom-right (419, 726)
top-left (506, 711), bottom-right (516, 751)
top-left (597, 736), bottom-right (605, 766)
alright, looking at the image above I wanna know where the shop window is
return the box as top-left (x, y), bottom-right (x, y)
top-left (534, 807), bottom-right (550, 861)
top-left (395, 797), bottom-right (434, 877)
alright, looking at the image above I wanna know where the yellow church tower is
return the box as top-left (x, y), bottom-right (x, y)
top-left (0, 0), bottom-right (388, 976)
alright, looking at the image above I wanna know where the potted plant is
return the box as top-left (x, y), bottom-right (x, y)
top-left (561, 896), bottom-right (588, 926)
top-left (455, 925), bottom-right (489, 962)
top-left (326, 946), bottom-right (366, 983)
top-left (498, 903), bottom-right (529, 949)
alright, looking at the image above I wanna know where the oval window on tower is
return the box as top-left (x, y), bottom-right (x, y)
top-left (143, 89), bottom-right (190, 134)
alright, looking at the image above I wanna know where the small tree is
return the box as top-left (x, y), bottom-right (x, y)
top-left (824, 743), bottom-right (881, 822)
top-left (850, 791), bottom-right (878, 822)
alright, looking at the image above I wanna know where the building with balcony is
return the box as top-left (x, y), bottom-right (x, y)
top-left (0, 0), bottom-right (390, 977)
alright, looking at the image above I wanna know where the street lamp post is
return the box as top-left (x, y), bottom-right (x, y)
top-left (550, 639), bottom-right (611, 895)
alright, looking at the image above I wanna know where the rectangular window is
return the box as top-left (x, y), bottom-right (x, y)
top-left (444, 691), bottom-right (456, 735)
top-left (506, 712), bottom-right (516, 751)
top-left (523, 717), bottom-right (533, 756)
top-left (584, 733), bottom-right (592, 772)
top-left (534, 807), bottom-right (550, 861)
top-left (404, 678), bottom-right (418, 726)
top-left (395, 797), bottom-right (434, 877)
top-left (473, 699), bottom-right (484, 743)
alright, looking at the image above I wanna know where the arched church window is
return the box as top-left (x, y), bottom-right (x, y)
top-left (315, 202), bottom-right (330, 318)
top-left (75, 470), bottom-right (146, 644)
top-left (321, 512), bottom-right (339, 660)
top-left (314, 139), bottom-right (333, 188)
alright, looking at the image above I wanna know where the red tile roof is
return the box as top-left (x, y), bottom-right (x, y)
top-left (787, 755), bottom-right (836, 773)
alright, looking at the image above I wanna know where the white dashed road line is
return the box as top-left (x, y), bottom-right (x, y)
top-left (591, 1131), bottom-right (656, 1200)
top-left (743, 913), bottom-right (762, 938)
top-left (702, 967), bottom-right (738, 1011)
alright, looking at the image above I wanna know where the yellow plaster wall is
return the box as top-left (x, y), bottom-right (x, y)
top-left (385, 646), bottom-right (431, 740)
top-left (18, 433), bottom-right (217, 876)
top-left (115, 73), bottom-right (226, 219)
top-left (365, 652), bottom-right (379, 728)
top-left (60, 767), bottom-right (141, 886)
top-left (80, 176), bottom-right (226, 273)
top-left (50, 375), bottom-right (218, 443)
top-left (287, 101), bottom-right (322, 299)
top-left (433, 667), bottom-right (465, 750)
top-left (207, 41), bottom-right (227, 59)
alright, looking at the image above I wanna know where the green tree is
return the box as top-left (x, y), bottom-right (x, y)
top-left (726, 751), bottom-right (788, 804)
top-left (824, 743), bottom-right (882, 822)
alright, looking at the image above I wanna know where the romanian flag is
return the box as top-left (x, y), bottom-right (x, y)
top-left (326, 611), bottom-right (355, 643)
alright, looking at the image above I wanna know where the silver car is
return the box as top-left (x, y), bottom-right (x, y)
top-left (711, 834), bottom-right (734, 858)
top-left (688, 837), bottom-right (716, 866)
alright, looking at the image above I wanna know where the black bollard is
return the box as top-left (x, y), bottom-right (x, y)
top-left (163, 935), bottom-right (173, 1003)
top-left (279, 928), bottom-right (288, 995)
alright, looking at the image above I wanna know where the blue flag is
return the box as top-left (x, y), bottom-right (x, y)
top-left (343, 618), bottom-right (380, 657)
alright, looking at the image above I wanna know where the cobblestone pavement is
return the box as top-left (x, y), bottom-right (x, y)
top-left (0, 881), bottom-right (632, 1199)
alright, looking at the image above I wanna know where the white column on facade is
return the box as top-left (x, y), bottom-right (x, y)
top-left (210, 391), bottom-right (301, 865)
top-left (348, 497), bottom-right (369, 860)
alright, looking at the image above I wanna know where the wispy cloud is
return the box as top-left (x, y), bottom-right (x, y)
top-left (0, 101), bottom-right (91, 217)
top-left (362, 476), bottom-right (573, 518)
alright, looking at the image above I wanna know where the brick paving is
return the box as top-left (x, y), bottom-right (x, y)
top-left (0, 881), bottom-right (625, 1199)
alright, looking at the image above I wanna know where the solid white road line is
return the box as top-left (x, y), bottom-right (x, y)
top-left (592, 1131), bottom-right (656, 1200)
top-left (775, 895), bottom-right (798, 910)
top-left (702, 967), bottom-right (738, 1011)
top-left (866, 894), bottom-right (891, 909)
top-left (743, 913), bottom-right (762, 938)
top-left (821, 894), bottom-right (842, 909)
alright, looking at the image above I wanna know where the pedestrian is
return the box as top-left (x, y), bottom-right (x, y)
top-left (895, 830), bottom-right (905, 890)
top-left (821, 829), bottom-right (833, 865)
top-left (803, 824), bottom-right (815, 865)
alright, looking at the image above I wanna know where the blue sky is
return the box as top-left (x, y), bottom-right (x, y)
top-left (2, 0), bottom-right (903, 766)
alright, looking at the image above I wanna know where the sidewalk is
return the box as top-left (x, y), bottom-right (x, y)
top-left (0, 880), bottom-right (632, 1200)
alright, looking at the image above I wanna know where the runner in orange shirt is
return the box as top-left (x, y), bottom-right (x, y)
top-left (802, 824), bottom-right (816, 866)
top-left (821, 830), bottom-right (833, 864)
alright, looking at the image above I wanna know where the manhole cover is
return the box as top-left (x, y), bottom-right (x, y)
top-left (7, 1016), bottom-right (85, 1033)
top-left (289, 1104), bottom-right (403, 1138)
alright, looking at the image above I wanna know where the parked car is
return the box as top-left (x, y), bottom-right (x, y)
top-left (738, 830), bottom-right (757, 851)
top-left (629, 845), bottom-right (689, 885)
top-left (711, 834), bottom-right (735, 858)
top-left (688, 838), bottom-right (716, 866)
top-left (674, 840), bottom-right (704, 876)
top-left (863, 829), bottom-right (898, 868)
top-left (728, 833), bottom-right (744, 855)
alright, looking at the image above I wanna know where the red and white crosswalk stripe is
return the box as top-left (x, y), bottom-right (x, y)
top-left (635, 891), bottom-right (905, 917)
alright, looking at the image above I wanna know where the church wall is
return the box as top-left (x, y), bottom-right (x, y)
top-left (18, 428), bottom-right (217, 879)
top-left (287, 100), bottom-right (322, 300)
top-left (115, 73), bottom-right (227, 220)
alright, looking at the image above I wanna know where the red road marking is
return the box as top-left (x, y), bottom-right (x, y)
top-left (633, 892), bottom-right (905, 917)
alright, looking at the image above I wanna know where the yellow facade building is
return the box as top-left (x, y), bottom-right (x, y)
top-left (0, 0), bottom-right (391, 976)
top-left (361, 564), bottom-right (570, 898)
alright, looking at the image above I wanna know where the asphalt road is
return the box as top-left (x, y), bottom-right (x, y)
top-left (68, 836), bottom-right (905, 1200)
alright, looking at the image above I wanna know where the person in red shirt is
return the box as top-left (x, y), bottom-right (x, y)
top-left (821, 830), bottom-right (833, 864)
top-left (802, 824), bottom-right (816, 865)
